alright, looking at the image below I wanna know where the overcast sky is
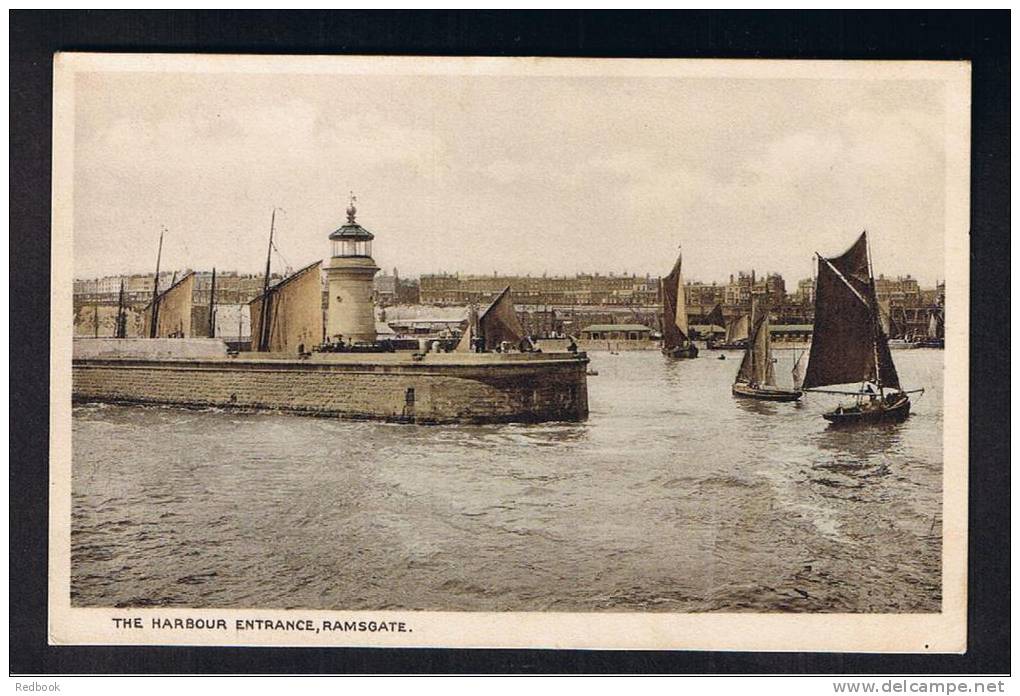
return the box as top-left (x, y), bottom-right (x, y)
top-left (72, 63), bottom-right (949, 286)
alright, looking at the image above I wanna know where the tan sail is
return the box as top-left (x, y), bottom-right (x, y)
top-left (674, 271), bottom-right (688, 337)
top-left (249, 261), bottom-right (323, 353)
top-left (144, 272), bottom-right (195, 338)
top-left (454, 305), bottom-right (480, 352)
top-left (478, 286), bottom-right (525, 351)
top-left (725, 314), bottom-right (750, 344)
top-left (735, 300), bottom-right (774, 387)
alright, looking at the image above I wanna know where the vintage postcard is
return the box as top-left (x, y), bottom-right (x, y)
top-left (50, 53), bottom-right (969, 651)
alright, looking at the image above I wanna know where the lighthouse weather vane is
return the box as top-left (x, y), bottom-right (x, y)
top-left (347, 191), bottom-right (357, 224)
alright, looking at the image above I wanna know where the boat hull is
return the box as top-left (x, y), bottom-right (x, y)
top-left (823, 393), bottom-right (911, 425)
top-left (731, 383), bottom-right (802, 402)
top-left (662, 344), bottom-right (699, 359)
top-left (707, 340), bottom-right (747, 350)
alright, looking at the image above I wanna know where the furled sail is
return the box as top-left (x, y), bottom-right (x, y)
top-left (802, 231), bottom-right (900, 390)
top-left (144, 272), bottom-right (195, 338)
top-left (661, 250), bottom-right (690, 349)
top-left (249, 261), bottom-right (323, 353)
top-left (478, 286), bottom-right (526, 350)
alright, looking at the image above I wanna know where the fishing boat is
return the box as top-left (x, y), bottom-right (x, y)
top-left (801, 231), bottom-right (923, 425)
top-left (731, 293), bottom-right (802, 402)
top-left (660, 247), bottom-right (698, 359)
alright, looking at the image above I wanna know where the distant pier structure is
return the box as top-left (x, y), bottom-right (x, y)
top-left (326, 194), bottom-right (380, 343)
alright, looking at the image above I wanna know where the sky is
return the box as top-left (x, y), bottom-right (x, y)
top-left (72, 63), bottom-right (950, 286)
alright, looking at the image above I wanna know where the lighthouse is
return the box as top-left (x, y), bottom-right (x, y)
top-left (326, 193), bottom-right (379, 344)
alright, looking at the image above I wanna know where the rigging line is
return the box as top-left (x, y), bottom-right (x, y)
top-left (271, 242), bottom-right (293, 275)
top-left (815, 253), bottom-right (870, 309)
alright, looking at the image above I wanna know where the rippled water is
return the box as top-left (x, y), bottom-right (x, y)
top-left (71, 349), bottom-right (943, 612)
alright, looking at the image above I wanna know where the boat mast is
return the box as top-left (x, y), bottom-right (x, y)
top-left (763, 276), bottom-right (771, 385)
top-left (863, 230), bottom-right (884, 397)
top-left (149, 227), bottom-right (165, 338)
top-left (257, 208), bottom-right (276, 352)
top-left (115, 279), bottom-right (126, 339)
top-left (742, 275), bottom-right (755, 384)
top-left (208, 267), bottom-right (217, 338)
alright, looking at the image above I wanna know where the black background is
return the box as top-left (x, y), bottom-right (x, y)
top-left (10, 10), bottom-right (1009, 675)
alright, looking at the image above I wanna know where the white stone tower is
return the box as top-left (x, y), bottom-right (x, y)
top-left (326, 193), bottom-right (379, 343)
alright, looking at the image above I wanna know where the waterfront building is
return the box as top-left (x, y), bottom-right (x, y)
top-left (579, 323), bottom-right (653, 342)
top-left (874, 274), bottom-right (922, 306)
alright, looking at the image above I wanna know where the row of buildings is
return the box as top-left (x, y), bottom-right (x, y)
top-left (73, 267), bottom-right (944, 342)
top-left (417, 269), bottom-right (940, 309)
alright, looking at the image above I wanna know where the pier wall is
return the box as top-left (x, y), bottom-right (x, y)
top-left (72, 352), bottom-right (589, 424)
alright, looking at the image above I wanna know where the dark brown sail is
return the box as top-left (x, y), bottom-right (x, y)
top-left (803, 232), bottom-right (900, 390)
top-left (661, 251), bottom-right (689, 349)
top-left (704, 303), bottom-right (725, 329)
top-left (478, 286), bottom-right (526, 350)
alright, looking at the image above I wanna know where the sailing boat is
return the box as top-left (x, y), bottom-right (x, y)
top-left (917, 307), bottom-right (945, 349)
top-left (731, 291), bottom-right (802, 402)
top-left (709, 312), bottom-right (750, 350)
top-left (660, 247), bottom-right (698, 358)
top-left (802, 231), bottom-right (923, 425)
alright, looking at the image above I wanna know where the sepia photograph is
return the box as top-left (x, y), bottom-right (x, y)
top-left (47, 52), bottom-right (969, 651)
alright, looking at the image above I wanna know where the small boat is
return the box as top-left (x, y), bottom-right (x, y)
top-left (731, 289), bottom-right (802, 402)
top-left (660, 245), bottom-right (699, 359)
top-left (822, 390), bottom-right (911, 424)
top-left (802, 231), bottom-right (923, 425)
top-left (732, 382), bottom-right (802, 402)
top-left (887, 338), bottom-right (919, 350)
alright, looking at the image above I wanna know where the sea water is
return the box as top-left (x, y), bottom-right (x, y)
top-left (71, 349), bottom-right (943, 612)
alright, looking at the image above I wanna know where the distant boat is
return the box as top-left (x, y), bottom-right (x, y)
top-left (660, 247), bottom-right (698, 359)
top-left (708, 313), bottom-right (750, 350)
top-left (887, 338), bottom-right (919, 350)
top-left (731, 293), bottom-right (802, 402)
top-left (802, 231), bottom-right (923, 425)
top-left (916, 308), bottom-right (945, 349)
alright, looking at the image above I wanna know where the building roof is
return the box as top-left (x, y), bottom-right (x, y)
top-left (330, 198), bottom-right (375, 241)
top-left (581, 324), bottom-right (652, 333)
top-left (329, 222), bottom-right (374, 241)
top-left (382, 304), bottom-right (470, 322)
top-left (771, 324), bottom-right (813, 332)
